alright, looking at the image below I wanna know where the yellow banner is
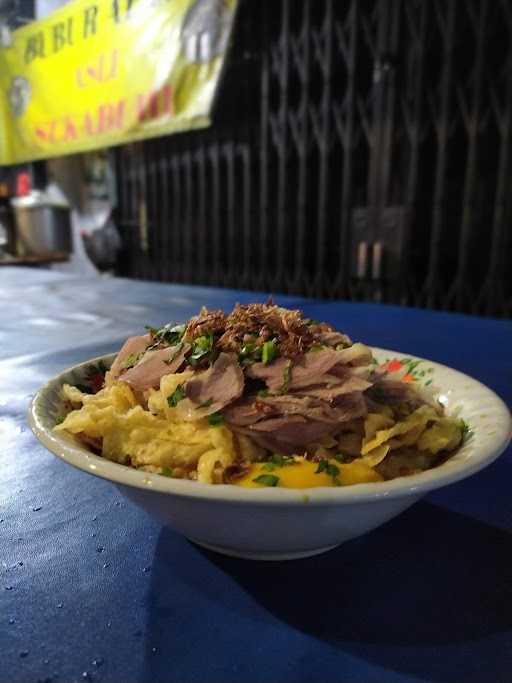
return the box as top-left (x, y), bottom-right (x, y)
top-left (0, 0), bottom-right (237, 165)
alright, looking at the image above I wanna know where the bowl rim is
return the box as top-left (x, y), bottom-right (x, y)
top-left (28, 347), bottom-right (512, 506)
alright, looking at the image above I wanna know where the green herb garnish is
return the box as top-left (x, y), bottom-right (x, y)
top-left (197, 398), bottom-right (213, 409)
top-left (257, 389), bottom-right (270, 398)
top-left (167, 384), bottom-right (186, 407)
top-left (208, 412), bottom-right (224, 427)
top-left (262, 339), bottom-right (278, 365)
top-left (270, 454), bottom-right (294, 466)
top-left (164, 342), bottom-right (185, 366)
top-left (309, 344), bottom-right (325, 353)
top-left (315, 459), bottom-right (341, 484)
top-left (252, 474), bottom-right (280, 487)
top-left (280, 360), bottom-right (292, 393)
top-left (146, 323), bottom-right (185, 348)
top-left (122, 352), bottom-right (141, 370)
top-left (315, 460), bottom-right (328, 474)
top-left (262, 454), bottom-right (295, 471)
top-left (161, 467), bottom-right (174, 477)
top-left (238, 340), bottom-right (263, 366)
top-left (238, 342), bottom-right (254, 362)
top-left (189, 334), bottom-right (214, 365)
top-left (334, 453), bottom-right (352, 464)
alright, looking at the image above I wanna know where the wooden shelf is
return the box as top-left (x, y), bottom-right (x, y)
top-left (0, 252), bottom-right (70, 266)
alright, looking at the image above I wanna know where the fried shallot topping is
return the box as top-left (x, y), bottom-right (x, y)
top-left (184, 302), bottom-right (336, 358)
top-left (184, 307), bottom-right (227, 340)
top-left (182, 302), bottom-right (351, 363)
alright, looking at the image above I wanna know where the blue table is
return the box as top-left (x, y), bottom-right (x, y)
top-left (2, 267), bottom-right (511, 683)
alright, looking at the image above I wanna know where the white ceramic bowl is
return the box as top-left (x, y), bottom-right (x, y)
top-left (29, 348), bottom-right (511, 560)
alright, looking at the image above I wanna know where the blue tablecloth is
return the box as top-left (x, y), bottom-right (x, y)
top-left (1, 267), bottom-right (511, 683)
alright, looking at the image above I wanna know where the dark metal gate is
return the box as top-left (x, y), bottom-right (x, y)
top-left (115, 0), bottom-right (512, 317)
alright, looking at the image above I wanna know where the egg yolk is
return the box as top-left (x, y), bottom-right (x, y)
top-left (235, 457), bottom-right (383, 488)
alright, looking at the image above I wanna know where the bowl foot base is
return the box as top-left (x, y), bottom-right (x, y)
top-left (190, 539), bottom-right (339, 561)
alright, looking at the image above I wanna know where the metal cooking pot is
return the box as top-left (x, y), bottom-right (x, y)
top-left (11, 192), bottom-right (72, 256)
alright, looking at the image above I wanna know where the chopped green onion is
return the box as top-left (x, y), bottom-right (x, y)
top-left (262, 339), bottom-right (278, 365)
top-left (161, 467), bottom-right (174, 477)
top-left (309, 344), bottom-right (325, 353)
top-left (315, 459), bottom-right (340, 481)
top-left (326, 463), bottom-right (340, 478)
top-left (239, 334), bottom-right (285, 366)
top-left (271, 454), bottom-right (294, 466)
top-left (189, 334), bottom-right (214, 365)
top-left (334, 453), bottom-right (351, 464)
top-left (208, 412), bottom-right (224, 427)
top-left (280, 360), bottom-right (292, 393)
top-left (252, 346), bottom-right (263, 361)
top-left (164, 342), bottom-right (185, 366)
top-left (167, 384), bottom-right (186, 407)
top-left (238, 341), bottom-right (262, 366)
top-left (122, 352), bottom-right (141, 370)
top-left (252, 474), bottom-right (280, 487)
top-left (262, 454), bottom-right (295, 471)
top-left (146, 323), bottom-right (185, 347)
top-left (239, 341), bottom-right (255, 355)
